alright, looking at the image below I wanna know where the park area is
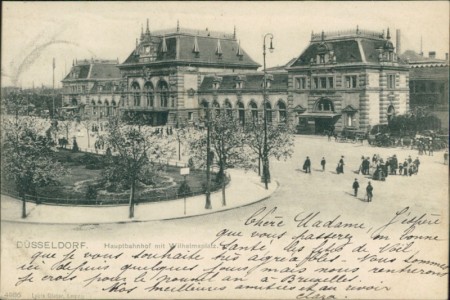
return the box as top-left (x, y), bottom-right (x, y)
top-left (1, 148), bottom-right (225, 205)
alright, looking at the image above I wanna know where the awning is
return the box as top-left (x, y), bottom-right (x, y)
top-left (298, 112), bottom-right (342, 118)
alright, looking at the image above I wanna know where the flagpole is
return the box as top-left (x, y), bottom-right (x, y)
top-left (53, 57), bottom-right (55, 118)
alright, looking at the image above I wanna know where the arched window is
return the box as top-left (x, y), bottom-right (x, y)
top-left (111, 100), bottom-right (117, 116)
top-left (237, 102), bottom-right (245, 125)
top-left (224, 100), bottom-right (232, 118)
top-left (265, 102), bottom-right (272, 123)
top-left (71, 98), bottom-right (78, 106)
top-left (97, 99), bottom-right (103, 118)
top-left (144, 82), bottom-right (154, 107)
top-left (249, 101), bottom-right (258, 123)
top-left (131, 82), bottom-right (141, 107)
top-left (200, 99), bottom-right (209, 121)
top-left (387, 105), bottom-right (395, 123)
top-left (91, 100), bottom-right (96, 116)
top-left (158, 81), bottom-right (169, 108)
top-left (277, 101), bottom-right (287, 123)
top-left (105, 100), bottom-right (110, 116)
top-left (212, 101), bottom-right (220, 118)
top-left (314, 98), bottom-right (334, 112)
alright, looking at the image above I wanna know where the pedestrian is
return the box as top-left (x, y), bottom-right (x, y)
top-left (321, 157), bottom-right (326, 171)
top-left (403, 160), bottom-right (408, 176)
top-left (428, 141), bottom-right (434, 156)
top-left (408, 155), bottom-right (412, 164)
top-left (413, 157), bottom-right (420, 174)
top-left (352, 178), bottom-right (360, 197)
top-left (303, 156), bottom-right (311, 173)
top-left (336, 156), bottom-right (345, 174)
top-left (366, 181), bottom-right (373, 202)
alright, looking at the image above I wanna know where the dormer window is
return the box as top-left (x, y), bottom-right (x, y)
top-left (236, 82), bottom-right (243, 89)
top-left (213, 82), bottom-right (220, 89)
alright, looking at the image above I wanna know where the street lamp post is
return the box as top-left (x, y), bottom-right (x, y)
top-left (262, 33), bottom-right (274, 190)
top-left (205, 104), bottom-right (212, 209)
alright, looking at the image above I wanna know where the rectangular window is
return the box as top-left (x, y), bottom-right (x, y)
top-left (345, 75), bottom-right (358, 88)
top-left (387, 74), bottom-right (396, 89)
top-left (313, 77), bottom-right (319, 89)
top-left (188, 112), bottom-right (193, 121)
top-left (328, 77), bottom-right (334, 89)
top-left (320, 77), bottom-right (327, 89)
top-left (295, 77), bottom-right (306, 89)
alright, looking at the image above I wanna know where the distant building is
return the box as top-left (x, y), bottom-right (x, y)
top-left (117, 20), bottom-right (260, 126)
top-left (198, 71), bottom-right (289, 127)
top-left (286, 27), bottom-right (410, 134)
top-left (400, 50), bottom-right (449, 130)
top-left (61, 59), bottom-right (122, 118)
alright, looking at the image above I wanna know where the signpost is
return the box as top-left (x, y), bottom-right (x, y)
top-left (180, 167), bottom-right (190, 215)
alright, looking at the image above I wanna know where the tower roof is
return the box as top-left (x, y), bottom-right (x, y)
top-left (121, 26), bottom-right (260, 69)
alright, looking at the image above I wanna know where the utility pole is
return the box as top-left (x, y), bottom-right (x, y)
top-left (205, 104), bottom-right (212, 209)
top-left (52, 57), bottom-right (56, 118)
top-left (262, 33), bottom-right (274, 190)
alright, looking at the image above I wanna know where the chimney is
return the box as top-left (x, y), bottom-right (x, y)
top-left (396, 29), bottom-right (401, 55)
top-left (429, 51), bottom-right (436, 59)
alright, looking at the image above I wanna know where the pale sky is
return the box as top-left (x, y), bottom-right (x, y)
top-left (2, 1), bottom-right (449, 88)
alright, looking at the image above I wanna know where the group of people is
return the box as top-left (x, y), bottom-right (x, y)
top-left (352, 179), bottom-right (373, 202)
top-left (417, 138), bottom-right (434, 156)
top-left (359, 154), bottom-right (421, 181)
top-left (301, 156), bottom-right (344, 174)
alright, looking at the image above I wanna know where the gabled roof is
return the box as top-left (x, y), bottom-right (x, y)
top-left (342, 105), bottom-right (358, 113)
top-left (199, 72), bottom-right (288, 92)
top-left (121, 30), bottom-right (260, 69)
top-left (62, 61), bottom-right (121, 82)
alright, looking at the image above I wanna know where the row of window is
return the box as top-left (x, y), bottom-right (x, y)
top-left (295, 74), bottom-right (398, 90)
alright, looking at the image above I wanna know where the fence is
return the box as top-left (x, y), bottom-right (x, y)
top-left (1, 173), bottom-right (229, 207)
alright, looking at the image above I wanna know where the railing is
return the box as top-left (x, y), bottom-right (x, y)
top-left (311, 28), bottom-right (383, 41)
top-left (152, 28), bottom-right (235, 39)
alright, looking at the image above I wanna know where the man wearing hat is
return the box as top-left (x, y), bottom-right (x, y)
top-left (366, 182), bottom-right (373, 202)
top-left (352, 179), bottom-right (360, 197)
top-left (303, 156), bottom-right (311, 173)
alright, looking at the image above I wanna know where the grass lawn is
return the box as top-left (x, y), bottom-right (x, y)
top-left (2, 149), bottom-right (227, 205)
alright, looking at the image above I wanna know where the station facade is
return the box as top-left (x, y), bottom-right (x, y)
top-left (62, 24), bottom-right (412, 133)
top-left (286, 28), bottom-right (409, 134)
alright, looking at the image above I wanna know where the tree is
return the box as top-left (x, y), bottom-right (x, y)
top-left (244, 122), bottom-right (295, 178)
top-left (78, 115), bottom-right (94, 149)
top-left (1, 117), bottom-right (66, 218)
top-left (185, 113), bottom-right (250, 206)
top-left (103, 118), bottom-right (175, 218)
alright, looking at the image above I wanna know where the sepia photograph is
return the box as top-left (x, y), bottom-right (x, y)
top-left (1, 1), bottom-right (449, 299)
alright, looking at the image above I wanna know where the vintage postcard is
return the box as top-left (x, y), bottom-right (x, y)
top-left (1, 1), bottom-right (449, 299)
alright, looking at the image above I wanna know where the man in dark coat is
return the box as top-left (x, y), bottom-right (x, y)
top-left (303, 156), bottom-right (311, 173)
top-left (352, 179), bottom-right (360, 197)
top-left (337, 156), bottom-right (345, 174)
top-left (321, 157), bottom-right (326, 171)
top-left (366, 182), bottom-right (373, 202)
top-left (413, 157), bottom-right (421, 174)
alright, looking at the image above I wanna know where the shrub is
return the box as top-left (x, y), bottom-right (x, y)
top-left (177, 181), bottom-right (191, 197)
top-left (85, 185), bottom-right (97, 201)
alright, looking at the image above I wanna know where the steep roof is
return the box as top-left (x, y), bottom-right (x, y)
top-left (62, 61), bottom-right (120, 82)
top-left (288, 29), bottom-right (407, 68)
top-left (121, 30), bottom-right (260, 69)
top-left (198, 72), bottom-right (288, 92)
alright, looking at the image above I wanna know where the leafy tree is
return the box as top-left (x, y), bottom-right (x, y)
top-left (1, 117), bottom-right (66, 218)
top-left (102, 118), bottom-right (175, 218)
top-left (184, 113), bottom-right (250, 206)
top-left (244, 122), bottom-right (295, 183)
